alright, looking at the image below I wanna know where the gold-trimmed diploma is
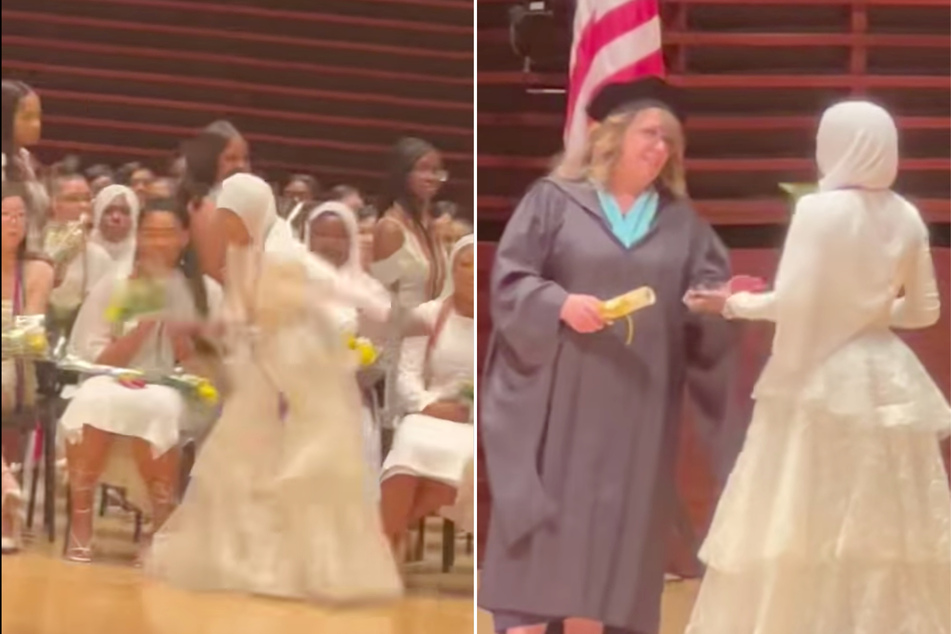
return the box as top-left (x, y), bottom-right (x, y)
top-left (600, 286), bottom-right (656, 321)
top-left (599, 286), bottom-right (656, 345)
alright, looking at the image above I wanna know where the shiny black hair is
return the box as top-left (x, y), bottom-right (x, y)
top-left (138, 197), bottom-right (208, 316)
top-left (1, 80), bottom-right (36, 182)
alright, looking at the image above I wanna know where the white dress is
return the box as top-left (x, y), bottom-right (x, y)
top-left (369, 219), bottom-right (438, 310)
top-left (147, 253), bottom-right (402, 603)
top-left (382, 299), bottom-right (475, 527)
top-left (48, 241), bottom-right (114, 317)
top-left (59, 272), bottom-right (222, 509)
top-left (686, 188), bottom-right (951, 634)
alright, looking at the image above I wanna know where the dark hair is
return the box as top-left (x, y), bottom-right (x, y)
top-left (287, 174), bottom-right (319, 196)
top-left (358, 205), bottom-right (378, 222)
top-left (85, 164), bottom-right (114, 182)
top-left (1, 81), bottom-right (36, 182)
top-left (116, 161), bottom-right (152, 185)
top-left (1, 182), bottom-right (45, 263)
top-left (329, 184), bottom-right (359, 202)
top-left (47, 172), bottom-right (87, 199)
top-left (380, 137), bottom-right (440, 253)
top-left (177, 120), bottom-right (242, 205)
top-left (50, 155), bottom-right (81, 180)
top-left (137, 197), bottom-right (208, 317)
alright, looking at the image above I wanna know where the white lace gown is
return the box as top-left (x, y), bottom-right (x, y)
top-left (147, 254), bottom-right (402, 603)
top-left (382, 299), bottom-right (475, 531)
top-left (686, 186), bottom-right (951, 634)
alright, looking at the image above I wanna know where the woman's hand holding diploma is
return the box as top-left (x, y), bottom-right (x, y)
top-left (560, 295), bottom-right (607, 333)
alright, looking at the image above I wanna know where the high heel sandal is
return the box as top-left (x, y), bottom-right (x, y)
top-left (64, 506), bottom-right (94, 563)
top-left (1, 490), bottom-right (24, 555)
top-left (64, 476), bottom-right (97, 563)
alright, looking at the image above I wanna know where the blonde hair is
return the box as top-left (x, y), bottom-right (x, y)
top-left (555, 105), bottom-right (687, 198)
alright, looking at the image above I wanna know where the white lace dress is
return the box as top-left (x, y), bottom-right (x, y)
top-left (687, 190), bottom-right (951, 634)
top-left (147, 253), bottom-right (402, 603)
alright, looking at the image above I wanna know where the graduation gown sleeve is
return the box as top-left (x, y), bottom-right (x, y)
top-left (481, 180), bottom-right (567, 548)
top-left (490, 180), bottom-right (569, 363)
top-left (683, 217), bottom-right (743, 484)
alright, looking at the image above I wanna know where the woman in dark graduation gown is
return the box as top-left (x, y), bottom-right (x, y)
top-left (479, 78), bottom-right (741, 634)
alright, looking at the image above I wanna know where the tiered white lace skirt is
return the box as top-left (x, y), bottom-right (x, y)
top-left (688, 333), bottom-right (951, 634)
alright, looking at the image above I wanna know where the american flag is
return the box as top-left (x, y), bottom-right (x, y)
top-left (563, 0), bottom-right (666, 169)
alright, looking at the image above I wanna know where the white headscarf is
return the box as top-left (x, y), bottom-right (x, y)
top-left (216, 173), bottom-right (391, 323)
top-left (439, 234), bottom-right (474, 299)
top-left (89, 184), bottom-right (140, 272)
top-left (305, 201), bottom-right (389, 333)
top-left (216, 173), bottom-right (277, 246)
top-left (305, 201), bottom-right (362, 279)
top-left (817, 101), bottom-right (898, 192)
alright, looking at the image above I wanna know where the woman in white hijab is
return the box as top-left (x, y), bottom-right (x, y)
top-left (89, 184), bottom-right (140, 274)
top-left (305, 201), bottom-right (389, 500)
top-left (380, 235), bottom-right (475, 558)
top-left (684, 102), bottom-right (950, 633)
top-left (148, 174), bottom-right (402, 603)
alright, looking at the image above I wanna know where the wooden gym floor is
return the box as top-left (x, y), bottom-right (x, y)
top-left (476, 582), bottom-right (700, 634)
top-left (1, 498), bottom-right (474, 634)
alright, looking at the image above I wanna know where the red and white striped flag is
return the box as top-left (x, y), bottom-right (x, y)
top-left (563, 0), bottom-right (665, 169)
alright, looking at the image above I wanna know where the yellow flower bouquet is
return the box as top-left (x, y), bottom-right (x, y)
top-left (104, 277), bottom-right (167, 326)
top-left (346, 334), bottom-right (379, 367)
top-left (1, 315), bottom-right (50, 360)
top-left (458, 380), bottom-right (474, 405)
top-left (56, 355), bottom-right (220, 407)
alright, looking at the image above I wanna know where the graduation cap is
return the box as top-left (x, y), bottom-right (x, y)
top-left (585, 75), bottom-right (687, 124)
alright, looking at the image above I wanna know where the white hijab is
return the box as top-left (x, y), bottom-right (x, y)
top-left (305, 201), bottom-right (363, 280)
top-left (305, 201), bottom-right (388, 333)
top-left (817, 101), bottom-right (898, 192)
top-left (89, 184), bottom-right (141, 272)
top-left (216, 174), bottom-right (390, 322)
top-left (216, 173), bottom-right (277, 246)
top-left (439, 234), bottom-right (474, 300)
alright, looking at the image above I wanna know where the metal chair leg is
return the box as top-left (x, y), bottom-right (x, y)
top-left (441, 520), bottom-right (456, 573)
top-left (62, 484), bottom-right (72, 557)
top-left (414, 518), bottom-right (426, 560)
top-left (43, 406), bottom-right (57, 543)
top-left (99, 485), bottom-right (110, 517)
top-left (25, 428), bottom-right (40, 530)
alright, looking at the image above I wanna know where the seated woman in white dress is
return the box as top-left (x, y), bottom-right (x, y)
top-left (305, 201), bottom-right (389, 500)
top-left (147, 173), bottom-right (402, 603)
top-left (380, 235), bottom-right (475, 557)
top-left (60, 198), bottom-right (221, 563)
top-left (89, 184), bottom-right (140, 274)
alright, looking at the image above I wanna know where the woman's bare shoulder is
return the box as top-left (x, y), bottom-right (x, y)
top-left (373, 212), bottom-right (406, 261)
top-left (24, 258), bottom-right (54, 287)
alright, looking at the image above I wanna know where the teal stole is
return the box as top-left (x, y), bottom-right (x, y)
top-left (595, 187), bottom-right (659, 248)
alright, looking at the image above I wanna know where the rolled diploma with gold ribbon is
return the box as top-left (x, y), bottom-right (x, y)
top-left (599, 286), bottom-right (656, 345)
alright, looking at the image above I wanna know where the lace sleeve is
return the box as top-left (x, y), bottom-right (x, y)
top-left (890, 241), bottom-right (940, 330)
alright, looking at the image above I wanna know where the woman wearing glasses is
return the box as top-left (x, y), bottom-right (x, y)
top-left (371, 137), bottom-right (449, 309)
